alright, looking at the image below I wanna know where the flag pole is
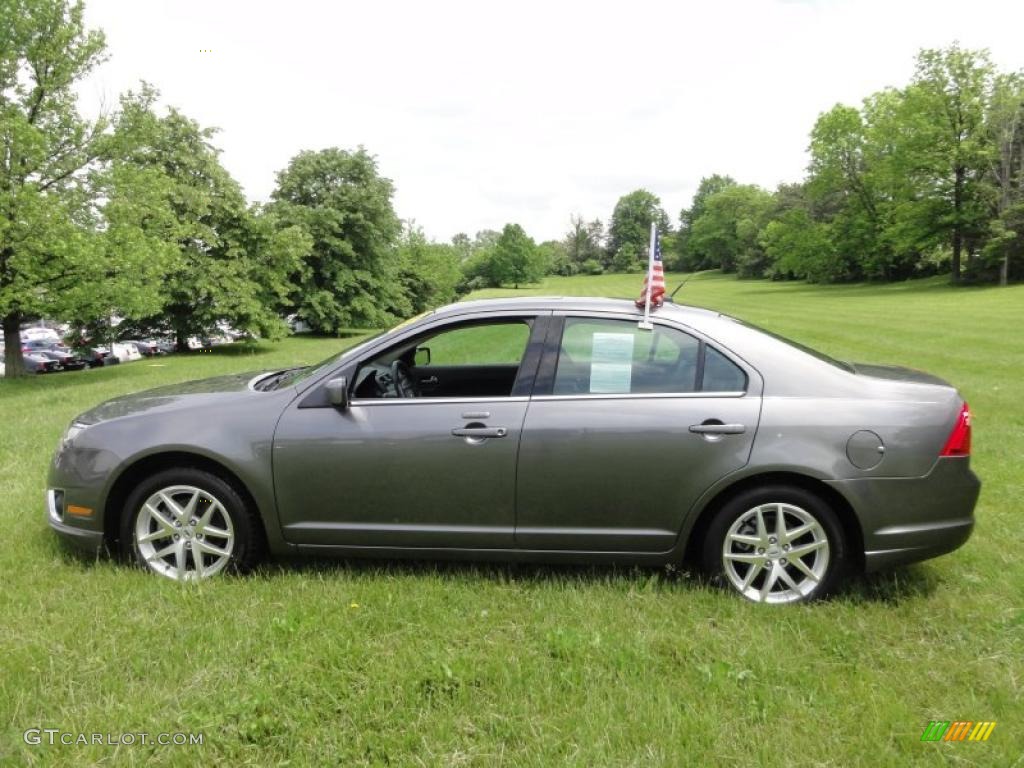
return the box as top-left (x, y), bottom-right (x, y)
top-left (638, 221), bottom-right (656, 330)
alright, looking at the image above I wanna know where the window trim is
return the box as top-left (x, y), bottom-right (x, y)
top-left (530, 391), bottom-right (746, 403)
top-left (349, 395), bottom-right (532, 407)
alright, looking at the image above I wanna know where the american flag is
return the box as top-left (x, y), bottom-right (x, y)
top-left (635, 232), bottom-right (665, 308)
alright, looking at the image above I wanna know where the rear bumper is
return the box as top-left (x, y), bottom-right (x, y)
top-left (829, 457), bottom-right (980, 572)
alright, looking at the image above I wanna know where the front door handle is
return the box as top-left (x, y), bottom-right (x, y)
top-left (451, 426), bottom-right (508, 438)
top-left (689, 423), bottom-right (746, 435)
top-left (420, 375), bottom-right (439, 386)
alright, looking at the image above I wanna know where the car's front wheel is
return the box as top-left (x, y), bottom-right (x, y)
top-left (703, 485), bottom-right (847, 604)
top-left (121, 468), bottom-right (263, 582)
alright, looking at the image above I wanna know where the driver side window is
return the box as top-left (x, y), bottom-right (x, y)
top-left (354, 319), bottom-right (532, 400)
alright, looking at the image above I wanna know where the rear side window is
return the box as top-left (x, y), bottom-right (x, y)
top-left (552, 318), bottom-right (747, 395)
top-left (703, 346), bottom-right (747, 392)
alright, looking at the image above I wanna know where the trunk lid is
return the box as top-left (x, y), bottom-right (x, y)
top-left (850, 362), bottom-right (953, 389)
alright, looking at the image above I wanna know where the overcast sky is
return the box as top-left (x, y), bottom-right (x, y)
top-left (80, 0), bottom-right (1024, 243)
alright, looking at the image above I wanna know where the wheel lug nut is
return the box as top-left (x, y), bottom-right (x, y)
top-left (780, 558), bottom-right (787, 565)
top-left (196, 533), bottom-right (203, 540)
top-left (173, 534), bottom-right (180, 541)
top-left (185, 542), bottom-right (191, 549)
top-left (757, 548), bottom-right (765, 554)
top-left (769, 537), bottom-right (777, 544)
top-left (783, 545), bottom-right (790, 551)
top-left (174, 521), bottom-right (181, 527)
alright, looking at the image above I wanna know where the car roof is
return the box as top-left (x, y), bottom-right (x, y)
top-left (432, 296), bottom-right (723, 322)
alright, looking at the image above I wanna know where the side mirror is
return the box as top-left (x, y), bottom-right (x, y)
top-left (325, 377), bottom-right (349, 410)
top-left (414, 346), bottom-right (431, 366)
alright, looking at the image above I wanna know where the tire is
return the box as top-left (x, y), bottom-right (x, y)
top-left (121, 467), bottom-right (264, 582)
top-left (702, 485), bottom-right (847, 604)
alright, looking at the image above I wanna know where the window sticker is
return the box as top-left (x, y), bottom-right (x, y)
top-left (589, 332), bottom-right (634, 393)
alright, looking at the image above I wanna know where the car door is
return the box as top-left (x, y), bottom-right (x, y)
top-left (273, 313), bottom-right (548, 549)
top-left (515, 313), bottom-right (762, 552)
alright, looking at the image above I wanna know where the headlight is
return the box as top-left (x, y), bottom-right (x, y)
top-left (63, 421), bottom-right (90, 444)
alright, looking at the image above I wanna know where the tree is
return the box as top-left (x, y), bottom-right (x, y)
top-left (608, 190), bottom-right (670, 271)
top-left (563, 214), bottom-right (604, 268)
top-left (489, 223), bottom-right (545, 288)
top-left (982, 72), bottom-right (1024, 285)
top-left (676, 175), bottom-right (736, 270)
top-left (539, 239), bottom-right (574, 276)
top-left (270, 147), bottom-right (402, 332)
top-left (902, 45), bottom-right (995, 282)
top-left (808, 106), bottom-right (875, 218)
top-left (688, 185), bottom-right (773, 276)
top-left (450, 232), bottom-right (473, 261)
top-left (760, 210), bottom-right (842, 282)
top-left (0, 0), bottom-right (168, 375)
top-left (806, 102), bottom-right (891, 279)
top-left (396, 222), bottom-right (462, 312)
top-left (113, 95), bottom-right (308, 350)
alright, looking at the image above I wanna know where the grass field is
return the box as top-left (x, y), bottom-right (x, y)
top-left (1, 272), bottom-right (1022, 766)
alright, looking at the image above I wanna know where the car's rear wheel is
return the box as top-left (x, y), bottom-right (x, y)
top-left (121, 468), bottom-right (263, 582)
top-left (703, 485), bottom-right (846, 604)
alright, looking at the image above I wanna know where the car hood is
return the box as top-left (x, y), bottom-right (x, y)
top-left (76, 371), bottom-right (268, 424)
top-left (850, 362), bottom-right (953, 388)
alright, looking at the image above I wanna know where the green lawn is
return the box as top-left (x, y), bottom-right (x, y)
top-left (1, 273), bottom-right (1022, 766)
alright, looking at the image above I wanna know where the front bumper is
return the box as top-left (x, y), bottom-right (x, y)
top-left (47, 490), bottom-right (105, 554)
top-left (49, 515), bottom-right (105, 554)
top-left (830, 457), bottom-right (981, 572)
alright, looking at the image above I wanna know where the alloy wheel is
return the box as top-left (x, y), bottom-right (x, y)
top-left (721, 502), bottom-right (830, 604)
top-left (134, 485), bottom-right (235, 582)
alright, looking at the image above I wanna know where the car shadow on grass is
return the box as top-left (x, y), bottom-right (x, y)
top-left (47, 527), bottom-right (941, 604)
top-left (836, 565), bottom-right (940, 604)
top-left (274, 555), bottom-right (681, 588)
top-left (45, 533), bottom-right (109, 570)
top-left (264, 555), bottom-right (941, 604)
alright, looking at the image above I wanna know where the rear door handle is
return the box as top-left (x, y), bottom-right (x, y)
top-left (451, 426), bottom-right (508, 438)
top-left (689, 423), bottom-right (746, 435)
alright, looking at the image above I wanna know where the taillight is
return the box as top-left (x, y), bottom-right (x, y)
top-left (940, 402), bottom-right (971, 457)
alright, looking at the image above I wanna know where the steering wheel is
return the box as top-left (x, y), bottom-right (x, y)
top-left (390, 359), bottom-right (420, 398)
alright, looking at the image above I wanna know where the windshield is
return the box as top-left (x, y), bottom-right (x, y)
top-left (270, 329), bottom-right (389, 389)
top-left (266, 309), bottom-right (436, 390)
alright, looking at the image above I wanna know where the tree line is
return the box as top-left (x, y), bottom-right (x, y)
top-left (673, 44), bottom-right (1024, 286)
top-left (2, 2), bottom-right (1021, 377)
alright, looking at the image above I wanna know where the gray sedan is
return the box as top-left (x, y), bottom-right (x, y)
top-left (47, 298), bottom-right (979, 603)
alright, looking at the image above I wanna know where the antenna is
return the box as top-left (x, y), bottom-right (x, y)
top-left (668, 270), bottom-right (708, 301)
top-left (669, 275), bottom-right (692, 300)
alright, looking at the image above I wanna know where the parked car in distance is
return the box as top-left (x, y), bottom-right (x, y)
top-left (24, 351), bottom-right (62, 373)
top-left (21, 340), bottom-right (87, 371)
top-left (47, 297), bottom-right (980, 603)
top-left (108, 342), bottom-right (142, 363)
top-left (126, 340), bottom-right (168, 357)
top-left (77, 347), bottom-right (119, 368)
top-left (35, 348), bottom-right (86, 372)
